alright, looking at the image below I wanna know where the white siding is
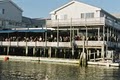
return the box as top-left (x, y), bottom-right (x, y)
top-left (51, 1), bottom-right (101, 20)
top-left (0, 2), bottom-right (22, 22)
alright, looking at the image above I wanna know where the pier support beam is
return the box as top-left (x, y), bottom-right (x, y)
top-left (89, 50), bottom-right (91, 60)
top-left (63, 49), bottom-right (66, 58)
top-left (48, 47), bottom-right (51, 58)
top-left (79, 36), bottom-right (87, 67)
top-left (97, 49), bottom-right (100, 58)
top-left (101, 45), bottom-right (104, 60)
top-left (94, 51), bottom-right (96, 62)
top-left (25, 47), bottom-right (28, 56)
top-left (87, 49), bottom-right (89, 60)
top-left (33, 47), bottom-right (36, 56)
top-left (7, 46), bottom-right (10, 55)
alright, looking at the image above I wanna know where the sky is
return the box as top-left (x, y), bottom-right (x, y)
top-left (13, 0), bottom-right (120, 18)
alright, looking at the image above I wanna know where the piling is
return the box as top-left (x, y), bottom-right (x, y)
top-left (48, 47), bottom-right (51, 58)
top-left (25, 47), bottom-right (28, 56)
top-left (79, 36), bottom-right (87, 67)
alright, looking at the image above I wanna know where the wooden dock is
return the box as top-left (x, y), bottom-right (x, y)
top-left (0, 55), bottom-right (119, 67)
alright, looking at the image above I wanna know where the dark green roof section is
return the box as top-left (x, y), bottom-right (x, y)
top-left (0, 29), bottom-right (48, 33)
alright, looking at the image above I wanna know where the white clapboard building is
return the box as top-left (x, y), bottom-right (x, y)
top-left (47, 0), bottom-right (120, 61)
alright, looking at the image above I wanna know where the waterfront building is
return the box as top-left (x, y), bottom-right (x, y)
top-left (46, 0), bottom-right (120, 62)
top-left (0, 0), bottom-right (24, 28)
top-left (0, 0), bottom-right (45, 29)
top-left (0, 0), bottom-right (120, 64)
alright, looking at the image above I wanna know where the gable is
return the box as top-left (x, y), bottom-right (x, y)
top-left (0, 0), bottom-right (23, 12)
top-left (50, 1), bottom-right (101, 15)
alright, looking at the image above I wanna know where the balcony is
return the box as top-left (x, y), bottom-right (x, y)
top-left (0, 41), bottom-right (118, 48)
top-left (46, 17), bottom-right (105, 27)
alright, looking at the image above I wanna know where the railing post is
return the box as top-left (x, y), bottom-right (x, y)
top-left (98, 28), bottom-right (100, 41)
top-left (70, 18), bottom-right (72, 47)
top-left (102, 24), bottom-right (105, 61)
top-left (57, 19), bottom-right (59, 48)
top-left (72, 26), bottom-right (75, 58)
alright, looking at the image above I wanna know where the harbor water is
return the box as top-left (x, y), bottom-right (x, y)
top-left (0, 60), bottom-right (120, 80)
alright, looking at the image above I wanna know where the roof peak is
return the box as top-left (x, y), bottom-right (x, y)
top-left (50, 0), bottom-right (101, 14)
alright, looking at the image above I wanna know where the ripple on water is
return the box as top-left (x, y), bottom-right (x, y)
top-left (0, 61), bottom-right (120, 80)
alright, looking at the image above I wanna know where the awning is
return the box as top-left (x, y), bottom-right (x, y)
top-left (0, 29), bottom-right (47, 33)
top-left (17, 29), bottom-right (47, 33)
top-left (0, 30), bottom-right (16, 33)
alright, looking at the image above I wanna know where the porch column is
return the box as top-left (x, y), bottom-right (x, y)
top-left (48, 47), bottom-right (52, 58)
top-left (77, 29), bottom-right (79, 36)
top-left (87, 49), bottom-right (89, 60)
top-left (57, 19), bottom-right (59, 47)
top-left (112, 28), bottom-right (115, 40)
top-left (86, 27), bottom-right (88, 41)
top-left (86, 27), bottom-right (88, 61)
top-left (72, 26), bottom-right (75, 58)
top-left (97, 49), bottom-right (100, 58)
top-left (98, 28), bottom-right (100, 41)
top-left (106, 27), bottom-right (109, 57)
top-left (89, 49), bottom-right (91, 60)
top-left (94, 50), bottom-right (96, 62)
top-left (102, 25), bottom-right (105, 60)
top-left (33, 47), bottom-right (36, 56)
top-left (25, 47), bottom-right (28, 56)
top-left (110, 27), bottom-right (112, 42)
top-left (101, 45), bottom-right (104, 60)
top-left (116, 30), bottom-right (118, 47)
top-left (7, 46), bottom-right (10, 55)
top-left (70, 18), bottom-right (72, 46)
top-left (107, 27), bottom-right (109, 42)
top-left (115, 29), bottom-right (117, 42)
top-left (45, 22), bottom-right (47, 46)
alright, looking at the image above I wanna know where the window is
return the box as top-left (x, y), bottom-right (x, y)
top-left (2, 9), bottom-right (5, 14)
top-left (55, 15), bottom-right (57, 20)
top-left (100, 12), bottom-right (104, 17)
top-left (81, 13), bottom-right (94, 18)
top-left (60, 14), bottom-right (68, 20)
top-left (81, 13), bottom-right (85, 18)
top-left (64, 14), bottom-right (67, 20)
top-left (86, 13), bottom-right (94, 18)
top-left (0, 9), bottom-right (5, 14)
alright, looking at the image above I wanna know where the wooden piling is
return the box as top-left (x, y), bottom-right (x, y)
top-left (33, 47), bottom-right (36, 56)
top-left (25, 47), bottom-right (28, 56)
top-left (7, 46), bottom-right (9, 55)
top-left (79, 36), bottom-right (87, 67)
top-left (48, 47), bottom-right (51, 58)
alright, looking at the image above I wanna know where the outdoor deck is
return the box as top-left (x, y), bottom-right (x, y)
top-left (46, 17), bottom-right (120, 30)
top-left (0, 41), bottom-right (119, 48)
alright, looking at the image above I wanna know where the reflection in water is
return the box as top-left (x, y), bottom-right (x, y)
top-left (0, 61), bottom-right (120, 80)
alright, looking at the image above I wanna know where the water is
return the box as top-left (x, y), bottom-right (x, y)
top-left (0, 61), bottom-right (120, 80)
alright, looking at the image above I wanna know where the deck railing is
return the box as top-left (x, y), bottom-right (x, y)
top-left (0, 41), bottom-right (118, 48)
top-left (47, 17), bottom-right (120, 30)
top-left (46, 17), bottom-right (105, 27)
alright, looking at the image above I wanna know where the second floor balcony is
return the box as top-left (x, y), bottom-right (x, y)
top-left (46, 17), bottom-right (120, 30)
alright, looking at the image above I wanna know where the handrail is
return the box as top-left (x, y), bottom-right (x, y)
top-left (0, 41), bottom-right (118, 48)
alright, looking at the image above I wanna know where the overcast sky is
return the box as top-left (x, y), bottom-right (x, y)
top-left (13, 0), bottom-right (120, 18)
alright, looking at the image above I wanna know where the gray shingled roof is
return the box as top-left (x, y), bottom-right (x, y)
top-left (22, 17), bottom-right (46, 27)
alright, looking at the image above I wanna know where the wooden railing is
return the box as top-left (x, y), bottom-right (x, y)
top-left (0, 41), bottom-right (71, 47)
top-left (47, 17), bottom-right (120, 30)
top-left (46, 17), bottom-right (105, 27)
top-left (0, 41), bottom-right (118, 48)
